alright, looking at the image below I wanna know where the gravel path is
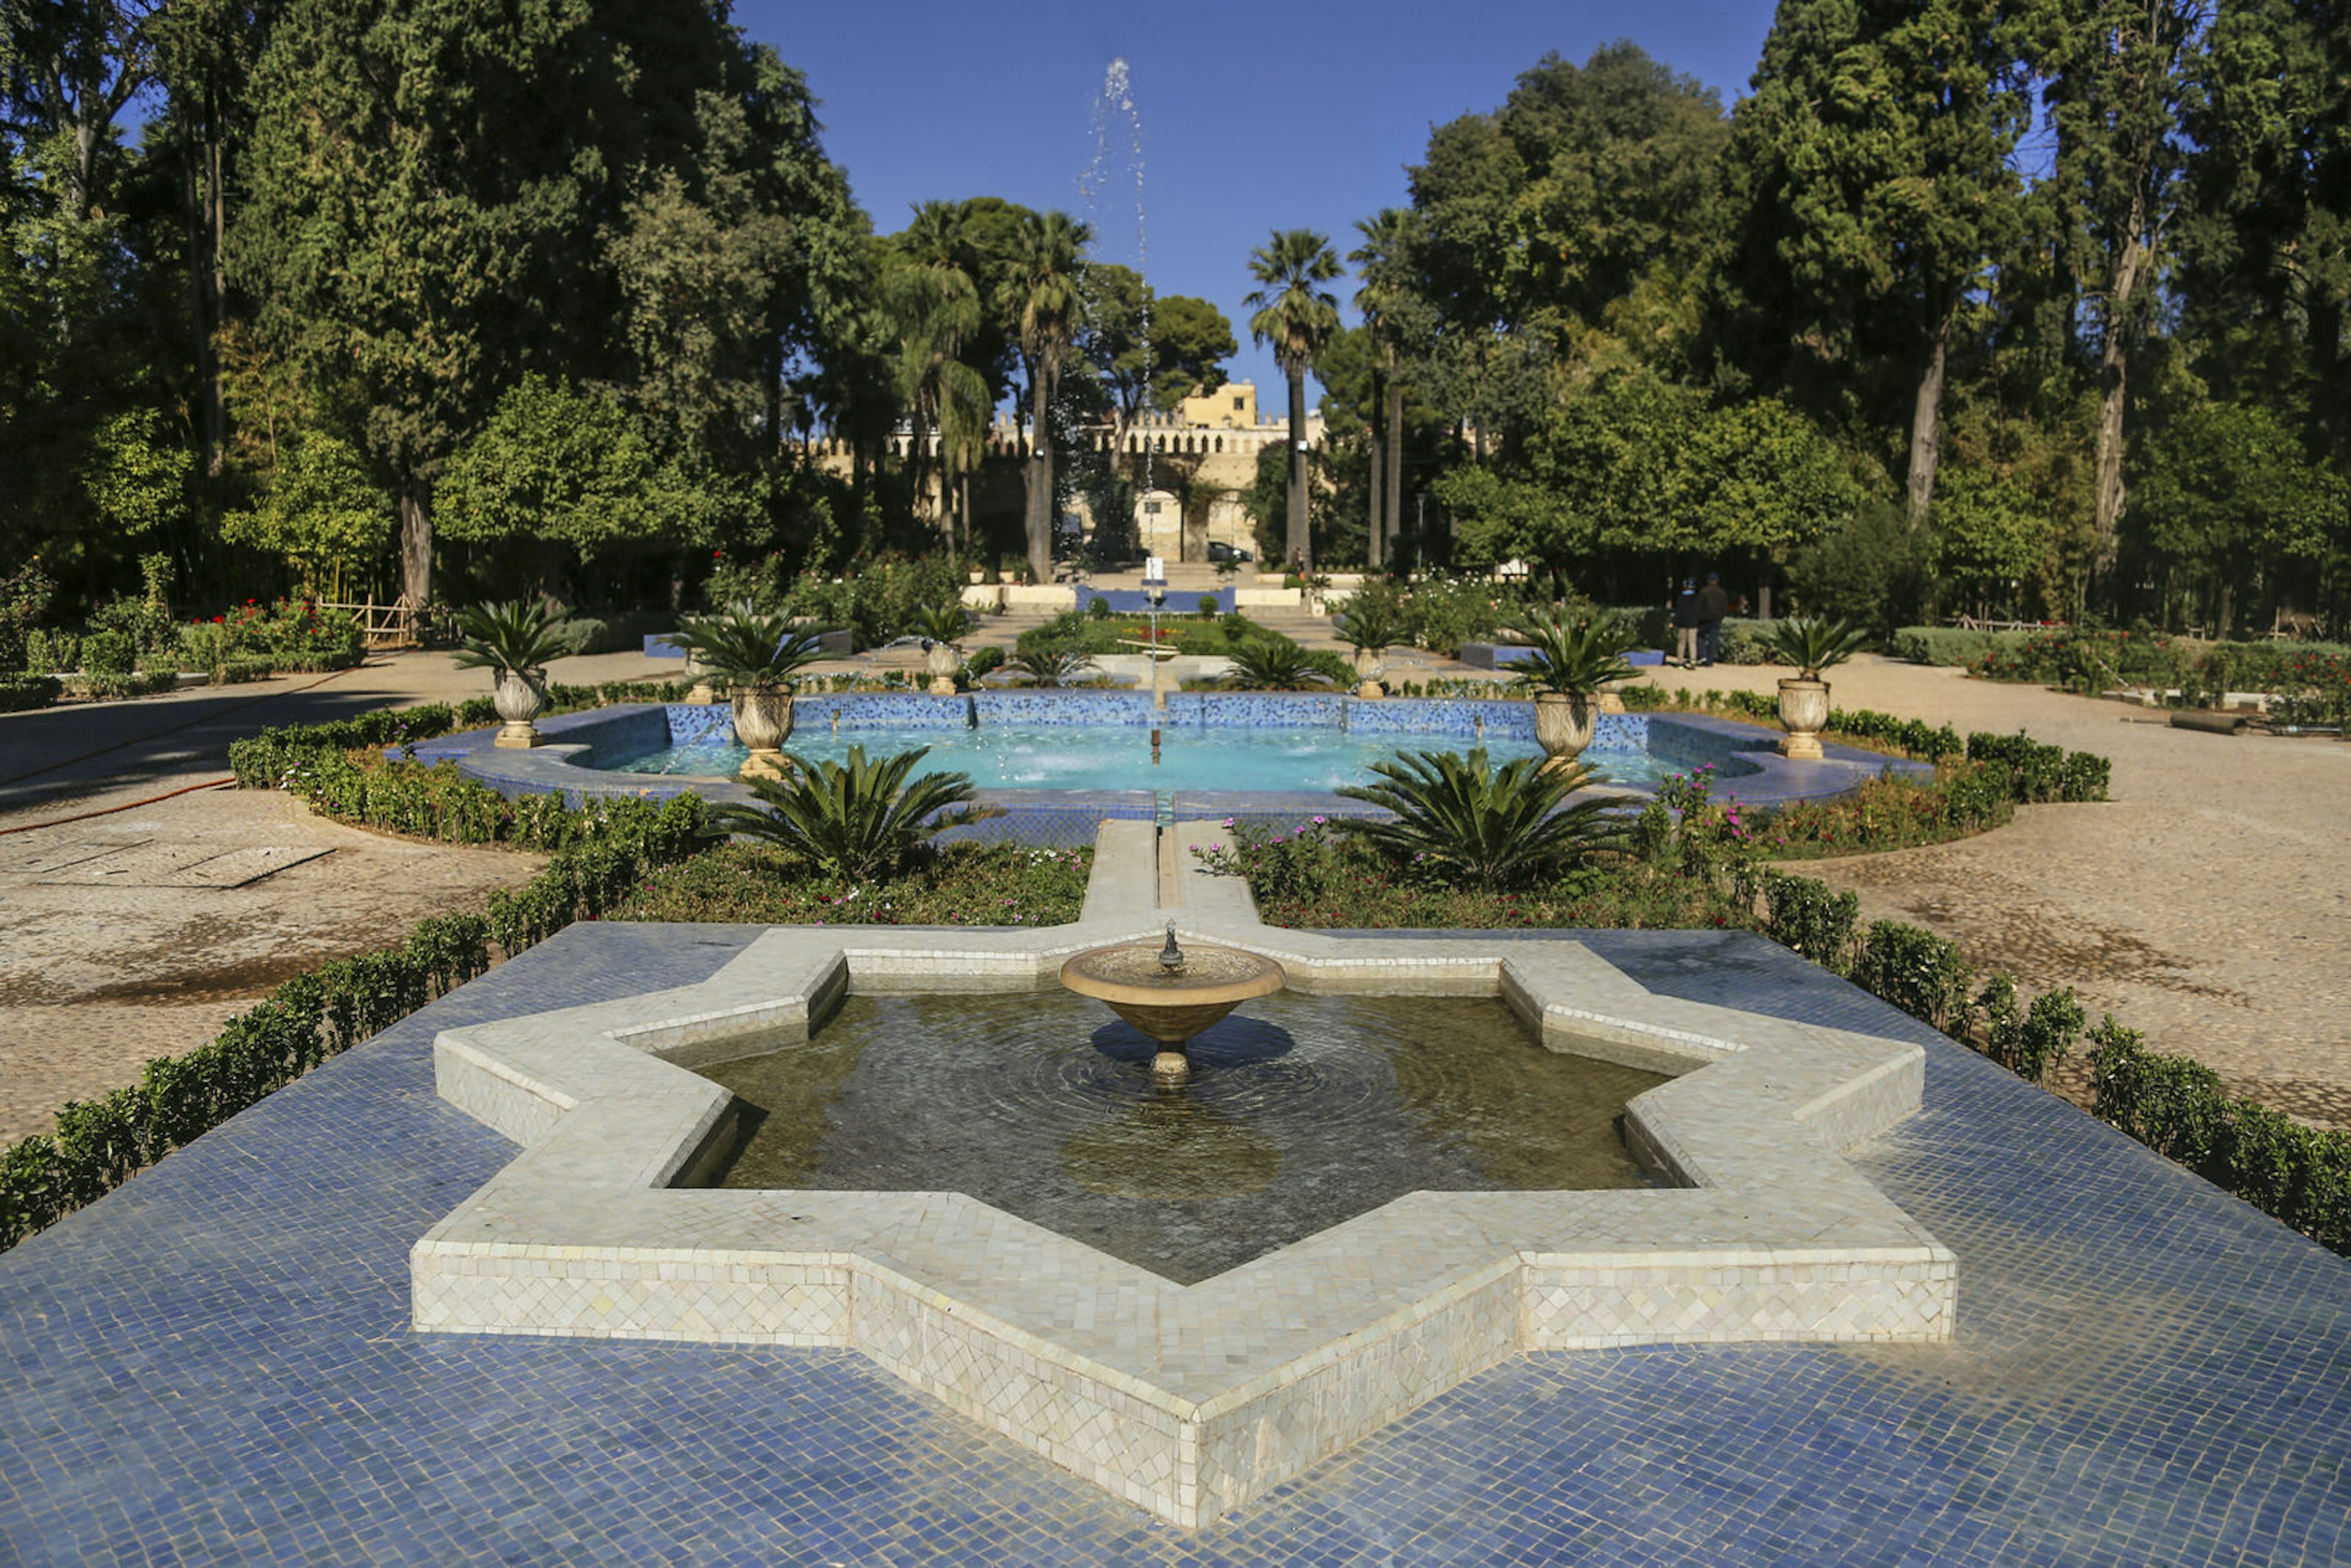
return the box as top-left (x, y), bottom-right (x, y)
top-left (1635, 656), bottom-right (2351, 1127)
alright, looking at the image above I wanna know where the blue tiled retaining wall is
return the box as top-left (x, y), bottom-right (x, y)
top-left (407, 695), bottom-right (1926, 846)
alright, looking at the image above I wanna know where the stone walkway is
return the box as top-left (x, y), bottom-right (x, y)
top-left (1630, 656), bottom-right (2351, 1128)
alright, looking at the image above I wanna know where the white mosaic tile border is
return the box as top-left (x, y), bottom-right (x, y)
top-left (410, 821), bottom-right (1955, 1529)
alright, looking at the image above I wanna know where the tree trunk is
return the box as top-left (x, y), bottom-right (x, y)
top-left (203, 130), bottom-right (227, 475)
top-left (2093, 200), bottom-right (2151, 574)
top-left (1026, 371), bottom-right (1055, 585)
top-left (1905, 315), bottom-right (1950, 527)
top-left (1382, 347), bottom-right (1404, 568)
top-left (399, 473), bottom-right (433, 620)
top-left (1366, 364), bottom-right (1385, 571)
top-left (1286, 366), bottom-right (1309, 570)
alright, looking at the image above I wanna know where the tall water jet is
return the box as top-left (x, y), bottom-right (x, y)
top-left (1077, 57), bottom-right (1152, 553)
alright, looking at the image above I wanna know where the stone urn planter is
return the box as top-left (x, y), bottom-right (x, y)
top-left (1777, 677), bottom-right (1831, 759)
top-left (926, 640), bottom-right (961, 697)
top-left (683, 648), bottom-right (716, 705)
top-left (1354, 648), bottom-right (1387, 700)
top-left (1532, 691), bottom-right (1595, 769)
top-left (491, 668), bottom-right (547, 749)
top-left (731, 684), bottom-right (794, 779)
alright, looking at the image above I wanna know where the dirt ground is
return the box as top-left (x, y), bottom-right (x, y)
top-left (1637, 655), bottom-right (2351, 1128)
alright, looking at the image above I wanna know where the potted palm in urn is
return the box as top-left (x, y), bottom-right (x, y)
top-left (912, 602), bottom-right (974, 696)
top-left (1508, 610), bottom-right (1636, 770)
top-left (675, 608), bottom-right (831, 779)
top-left (1333, 593), bottom-right (1405, 699)
top-left (452, 600), bottom-right (574, 749)
top-left (1763, 616), bottom-right (1869, 758)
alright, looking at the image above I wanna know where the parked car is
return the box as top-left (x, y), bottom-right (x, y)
top-left (1207, 541), bottom-right (1253, 565)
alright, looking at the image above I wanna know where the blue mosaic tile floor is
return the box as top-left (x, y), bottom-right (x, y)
top-left (4, 925), bottom-right (2347, 1564)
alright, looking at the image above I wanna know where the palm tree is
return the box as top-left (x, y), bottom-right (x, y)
top-left (889, 201), bottom-right (991, 549)
top-left (1245, 228), bottom-right (1342, 571)
top-left (1351, 210), bottom-right (1418, 570)
top-left (1014, 210), bottom-right (1092, 584)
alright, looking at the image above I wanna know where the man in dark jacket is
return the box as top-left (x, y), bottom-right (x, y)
top-left (1671, 579), bottom-right (1701, 667)
top-left (1695, 571), bottom-right (1730, 666)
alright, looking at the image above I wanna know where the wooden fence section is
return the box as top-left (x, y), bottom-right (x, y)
top-left (318, 597), bottom-right (446, 650)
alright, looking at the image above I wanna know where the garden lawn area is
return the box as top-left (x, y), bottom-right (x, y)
top-left (611, 842), bottom-right (1090, 926)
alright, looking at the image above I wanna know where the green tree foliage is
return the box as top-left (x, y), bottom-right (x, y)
top-left (1012, 209), bottom-right (1091, 583)
top-left (2128, 400), bottom-right (2350, 629)
top-left (220, 431), bottom-right (391, 599)
top-left (1727, 0), bottom-right (2030, 524)
top-left (437, 377), bottom-right (715, 595)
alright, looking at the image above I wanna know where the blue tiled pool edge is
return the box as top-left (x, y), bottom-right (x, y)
top-left (407, 696), bottom-right (1924, 846)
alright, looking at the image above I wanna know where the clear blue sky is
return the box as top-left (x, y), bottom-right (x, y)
top-left (732, 0), bottom-right (1782, 405)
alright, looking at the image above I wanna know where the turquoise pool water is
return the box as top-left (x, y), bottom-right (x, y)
top-left (603, 722), bottom-right (1678, 792)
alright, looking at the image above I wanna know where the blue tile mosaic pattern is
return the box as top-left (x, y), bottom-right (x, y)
top-left (4, 924), bottom-right (2348, 1564)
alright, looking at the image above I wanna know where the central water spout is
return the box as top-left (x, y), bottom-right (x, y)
top-left (1158, 922), bottom-right (1184, 973)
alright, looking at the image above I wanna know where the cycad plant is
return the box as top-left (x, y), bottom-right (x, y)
top-left (1333, 590), bottom-right (1406, 696)
top-left (911, 601), bottom-right (975, 693)
top-left (1221, 632), bottom-right (1333, 691)
top-left (452, 600), bottom-right (574, 748)
top-left (712, 745), bottom-right (986, 884)
top-left (451, 600), bottom-right (573, 678)
top-left (1764, 616), bottom-right (1870, 681)
top-left (1008, 646), bottom-right (1095, 687)
top-left (1763, 616), bottom-right (1869, 760)
top-left (675, 609), bottom-right (830, 691)
top-left (1507, 610), bottom-right (1635, 698)
top-left (1335, 747), bottom-right (1624, 891)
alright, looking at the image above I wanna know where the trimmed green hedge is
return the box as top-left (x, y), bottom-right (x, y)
top-left (2091, 1019), bottom-right (2351, 1251)
top-left (0, 673), bottom-right (61, 713)
top-left (1, 912), bottom-right (492, 1248)
top-left (1742, 874), bottom-right (2350, 1259)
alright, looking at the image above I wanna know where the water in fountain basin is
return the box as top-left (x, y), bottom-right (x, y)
top-left (696, 990), bottom-right (1668, 1285)
top-left (606, 722), bottom-right (1682, 792)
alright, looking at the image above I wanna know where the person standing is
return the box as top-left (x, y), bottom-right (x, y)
top-left (1671, 579), bottom-right (1701, 667)
top-left (1695, 571), bottom-right (1730, 666)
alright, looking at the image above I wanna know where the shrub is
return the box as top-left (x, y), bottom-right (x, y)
top-left (1758, 871), bottom-right (1859, 973)
top-left (1966, 732), bottom-right (2109, 803)
top-left (0, 673), bottom-right (61, 712)
top-left (81, 629), bottom-right (135, 675)
top-left (1851, 920), bottom-right (1970, 1032)
top-left (1978, 978), bottom-right (2085, 1082)
top-left (2089, 1017), bottom-right (2224, 1167)
top-left (1890, 626), bottom-right (2008, 667)
top-left (24, 627), bottom-right (78, 673)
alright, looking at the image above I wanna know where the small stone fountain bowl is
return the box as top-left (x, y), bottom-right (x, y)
top-left (1059, 939), bottom-right (1285, 1082)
